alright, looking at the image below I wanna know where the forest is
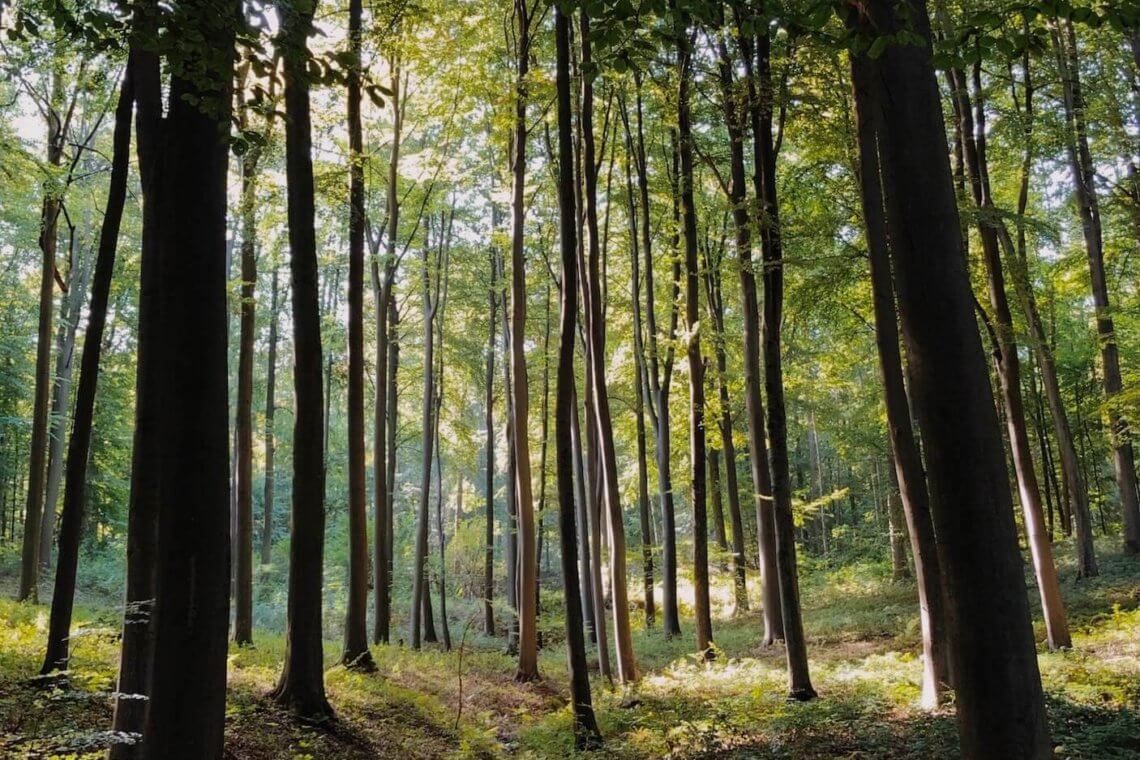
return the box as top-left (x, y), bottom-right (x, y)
top-left (0, 0), bottom-right (1138, 756)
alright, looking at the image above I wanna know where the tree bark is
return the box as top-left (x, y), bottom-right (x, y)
top-left (271, 0), bottom-right (333, 717)
top-left (41, 69), bottom-right (132, 675)
top-left (724, 11), bottom-right (783, 645)
top-left (483, 250), bottom-right (497, 636)
top-left (746, 24), bottom-right (814, 699)
top-left (341, 0), bottom-right (376, 671)
top-left (848, 2), bottom-right (1050, 753)
top-left (510, 0), bottom-right (539, 679)
top-left (554, 6), bottom-right (603, 743)
top-left (141, 0), bottom-right (236, 750)
top-left (674, 6), bottom-right (712, 657)
top-left (262, 267), bottom-right (279, 565)
top-left (852, 68), bottom-right (951, 706)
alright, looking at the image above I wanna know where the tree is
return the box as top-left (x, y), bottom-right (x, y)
top-left (341, 0), bottom-right (376, 671)
top-left (674, 0), bottom-right (713, 658)
top-left (271, 0), bottom-right (333, 717)
top-left (262, 265), bottom-right (280, 566)
top-left (554, 4), bottom-right (603, 745)
top-left (141, 0), bottom-right (238, 748)
top-left (509, 0), bottom-right (539, 680)
top-left (41, 66), bottom-right (133, 675)
top-left (848, 0), bottom-right (1050, 753)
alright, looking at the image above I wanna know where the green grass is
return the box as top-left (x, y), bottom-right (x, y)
top-left (1, 538), bottom-right (1137, 758)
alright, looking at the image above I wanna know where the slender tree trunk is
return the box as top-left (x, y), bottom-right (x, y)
top-left (372, 56), bottom-right (401, 646)
top-left (433, 288), bottom-right (452, 651)
top-left (724, 13), bottom-right (783, 644)
top-left (232, 70), bottom-right (262, 648)
top-left (341, 0), bottom-right (375, 670)
top-left (141, 0), bottom-right (236, 750)
top-left (674, 7), bottom-right (712, 657)
top-left (554, 7), bottom-right (603, 742)
top-left (747, 26), bottom-right (814, 700)
top-left (411, 246), bottom-right (440, 650)
top-left (483, 251), bottom-right (497, 636)
top-left (577, 10), bottom-right (636, 684)
top-left (1052, 18), bottom-right (1140, 554)
top-left (17, 71), bottom-right (65, 603)
top-left (262, 267), bottom-right (279, 565)
top-left (109, 39), bottom-right (162, 757)
top-left (849, 2), bottom-right (1050, 753)
top-left (271, 0), bottom-right (333, 717)
top-left (41, 70), bottom-right (132, 675)
top-left (620, 100), bottom-right (656, 628)
top-left (510, 0), bottom-right (539, 679)
top-left (581, 378), bottom-right (612, 679)
top-left (570, 384), bottom-right (597, 650)
top-left (709, 446), bottom-right (728, 563)
top-left (40, 244), bottom-right (88, 571)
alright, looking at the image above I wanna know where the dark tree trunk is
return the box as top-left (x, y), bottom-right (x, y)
top-left (852, 68), bottom-right (951, 706)
top-left (746, 25), bottom-right (814, 700)
top-left (141, 0), bottom-right (237, 751)
top-left (109, 39), bottom-right (162, 757)
top-left (674, 6), bottom-right (712, 657)
top-left (233, 66), bottom-right (262, 649)
top-left (262, 267), bottom-right (279, 566)
top-left (554, 6), bottom-right (603, 744)
top-left (620, 96), bottom-right (656, 628)
top-left (509, 0), bottom-right (539, 679)
top-left (569, 384), bottom-right (596, 647)
top-left (372, 56), bottom-right (401, 646)
top-left (341, 0), bottom-right (375, 671)
top-left (483, 250), bottom-right (497, 637)
top-left (723, 12), bottom-right (782, 644)
top-left (848, 1), bottom-right (1050, 753)
top-left (271, 0), bottom-right (333, 717)
top-left (41, 70), bottom-right (133, 675)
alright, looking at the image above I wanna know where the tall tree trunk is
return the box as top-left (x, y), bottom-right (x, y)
top-left (709, 445), bottom-right (728, 564)
top-left (372, 55), bottom-right (401, 646)
top-left (232, 66), bottom-right (262, 648)
top-left (581, 377), bottom-right (612, 679)
top-left (620, 98), bottom-right (656, 628)
top-left (39, 242), bottom-right (88, 571)
top-left (386, 295), bottom-right (399, 616)
top-left (271, 0), bottom-right (333, 717)
top-left (1051, 18), bottom-right (1140, 554)
top-left (483, 250), bottom-right (497, 636)
top-left (510, 0), bottom-right (539, 679)
top-left (938, 38), bottom-right (1071, 649)
top-left (433, 272), bottom-right (452, 651)
top-left (746, 25), bottom-right (814, 700)
top-left (853, 67), bottom-right (951, 707)
top-left (17, 68), bottom-right (65, 603)
top-left (141, 0), bottom-right (236, 750)
top-left (341, 0), bottom-right (375, 671)
top-left (578, 10), bottom-right (636, 683)
top-left (109, 38), bottom-right (162, 757)
top-left (630, 70), bottom-right (682, 639)
top-left (721, 15), bottom-right (782, 643)
top-left (554, 6), bottom-right (603, 743)
top-left (848, 1), bottom-right (1050, 753)
top-left (411, 245), bottom-right (441, 650)
top-left (570, 384), bottom-right (598, 650)
top-left (262, 266), bottom-right (279, 565)
top-left (674, 6), bottom-right (712, 657)
top-left (41, 70), bottom-right (132, 675)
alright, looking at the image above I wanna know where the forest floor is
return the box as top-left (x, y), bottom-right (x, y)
top-left (1, 539), bottom-right (1138, 758)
